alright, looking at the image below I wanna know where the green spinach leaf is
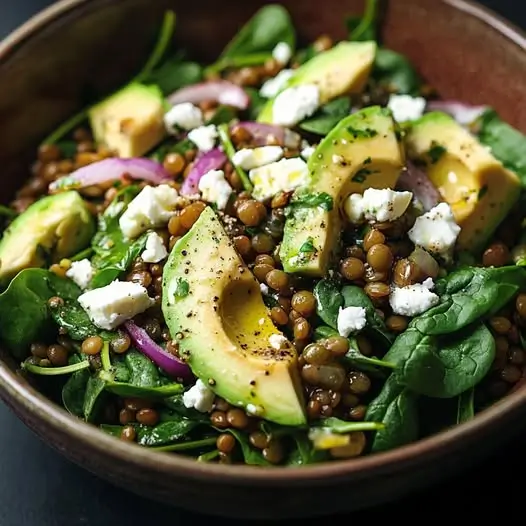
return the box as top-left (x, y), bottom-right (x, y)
top-left (83, 376), bottom-right (106, 423)
top-left (346, 0), bottom-right (380, 42)
top-left (457, 387), bottom-right (475, 424)
top-left (226, 429), bottom-right (271, 466)
top-left (145, 57), bottom-right (202, 95)
top-left (299, 97), bottom-right (351, 136)
top-left (61, 355), bottom-right (90, 417)
top-left (373, 48), bottom-right (421, 96)
top-left (313, 280), bottom-right (344, 329)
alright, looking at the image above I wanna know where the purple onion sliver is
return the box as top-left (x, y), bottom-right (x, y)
top-left (124, 320), bottom-right (192, 380)
top-left (396, 161), bottom-right (443, 212)
top-left (180, 148), bottom-right (227, 196)
top-left (167, 80), bottom-right (250, 110)
top-left (426, 101), bottom-right (487, 126)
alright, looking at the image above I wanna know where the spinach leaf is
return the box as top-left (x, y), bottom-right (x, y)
top-left (226, 429), bottom-right (270, 466)
top-left (100, 371), bottom-right (183, 399)
top-left (373, 48), bottom-right (421, 96)
top-left (145, 57), bottom-right (202, 95)
top-left (61, 355), bottom-right (90, 417)
top-left (346, 0), bottom-right (380, 42)
top-left (341, 285), bottom-right (394, 346)
top-left (83, 376), bottom-right (106, 423)
top-left (0, 269), bottom-right (83, 358)
top-left (344, 337), bottom-right (395, 371)
top-left (55, 141), bottom-right (78, 158)
top-left (365, 375), bottom-right (419, 452)
top-left (124, 349), bottom-right (161, 387)
top-left (476, 109), bottom-right (526, 185)
top-left (299, 97), bottom-right (351, 136)
top-left (206, 105), bottom-right (238, 126)
top-left (244, 88), bottom-right (267, 121)
top-left (293, 45), bottom-right (318, 66)
top-left (206, 5), bottom-right (295, 74)
top-left (313, 279), bottom-right (344, 329)
top-left (457, 387), bottom-right (475, 424)
top-left (312, 325), bottom-right (339, 341)
top-left (313, 417), bottom-right (384, 433)
top-left (286, 433), bottom-right (329, 466)
top-left (163, 393), bottom-right (210, 421)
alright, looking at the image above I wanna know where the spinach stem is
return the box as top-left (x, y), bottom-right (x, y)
top-left (0, 205), bottom-right (17, 218)
top-left (41, 10), bottom-right (176, 145)
top-left (205, 51), bottom-right (272, 76)
top-left (153, 437), bottom-right (217, 452)
top-left (319, 421), bottom-right (385, 433)
top-left (70, 247), bottom-right (94, 262)
top-left (23, 360), bottom-right (90, 376)
top-left (350, 0), bottom-right (378, 41)
top-left (197, 449), bottom-right (220, 462)
top-left (101, 341), bottom-right (111, 372)
top-left (217, 124), bottom-right (253, 191)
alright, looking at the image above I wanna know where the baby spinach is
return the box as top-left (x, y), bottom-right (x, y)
top-left (457, 387), bottom-right (475, 424)
top-left (62, 356), bottom-right (90, 417)
top-left (313, 279), bottom-right (344, 329)
top-left (206, 5), bottom-right (295, 74)
top-left (299, 97), bottom-right (352, 136)
top-left (476, 109), bottom-right (526, 185)
top-left (154, 437), bottom-right (217, 453)
top-left (83, 376), bottom-right (107, 423)
top-left (144, 56), bottom-right (203, 95)
top-left (226, 429), bottom-right (271, 466)
top-left (346, 0), bottom-right (380, 42)
top-left (373, 48), bottom-right (422, 96)
top-left (344, 337), bottom-right (396, 371)
top-left (286, 433), bottom-right (327, 466)
top-left (365, 375), bottom-right (419, 452)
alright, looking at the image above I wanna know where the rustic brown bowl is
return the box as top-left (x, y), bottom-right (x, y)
top-left (1, 0), bottom-right (526, 520)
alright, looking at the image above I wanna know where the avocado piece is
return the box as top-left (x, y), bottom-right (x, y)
top-left (405, 112), bottom-right (521, 252)
top-left (162, 206), bottom-right (306, 426)
top-left (257, 41), bottom-right (377, 123)
top-left (0, 191), bottom-right (95, 285)
top-left (89, 82), bottom-right (166, 158)
top-left (280, 106), bottom-right (405, 276)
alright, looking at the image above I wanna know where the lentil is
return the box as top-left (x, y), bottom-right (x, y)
top-left (136, 408), bottom-right (160, 426)
top-left (81, 336), bottom-right (103, 355)
top-left (341, 257), bottom-right (365, 281)
top-left (217, 433), bottom-right (236, 453)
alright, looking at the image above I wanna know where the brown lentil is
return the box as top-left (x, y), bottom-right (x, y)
top-left (356, 335), bottom-right (372, 356)
top-left (345, 245), bottom-right (366, 261)
top-left (251, 233), bottom-right (275, 254)
top-left (38, 143), bottom-right (61, 163)
top-left (266, 269), bottom-right (289, 291)
top-left (301, 363), bottom-right (346, 390)
top-left (367, 244), bottom-right (394, 272)
top-left (226, 408), bottom-right (249, 429)
top-left (253, 263), bottom-right (274, 282)
top-left (349, 404), bottom-right (367, 420)
top-left (393, 258), bottom-right (420, 288)
top-left (136, 408), bottom-right (160, 426)
top-left (230, 125), bottom-right (252, 146)
top-left (386, 315), bottom-right (408, 333)
top-left (291, 291), bottom-right (316, 317)
top-left (163, 153), bottom-right (186, 177)
top-left (303, 343), bottom-right (332, 365)
top-left (47, 344), bottom-right (69, 366)
top-left (363, 229), bottom-right (385, 252)
top-left (233, 235), bottom-right (252, 257)
top-left (490, 317), bottom-right (512, 335)
top-left (180, 201), bottom-right (206, 229)
top-left (81, 336), bottom-right (103, 355)
top-left (271, 191), bottom-right (290, 209)
top-left (210, 411), bottom-right (228, 428)
top-left (262, 440), bottom-right (284, 464)
top-left (341, 257), bottom-right (365, 281)
top-left (516, 293), bottom-right (526, 319)
top-left (237, 200), bottom-right (266, 227)
top-left (124, 398), bottom-right (151, 412)
top-left (495, 336), bottom-right (509, 354)
top-left (120, 426), bottom-right (137, 442)
top-left (128, 270), bottom-right (152, 288)
top-left (509, 347), bottom-right (525, 365)
top-left (348, 371), bottom-right (371, 395)
top-left (216, 433), bottom-right (236, 454)
top-left (249, 431), bottom-right (269, 449)
top-left (168, 215), bottom-right (185, 237)
top-left (364, 282), bottom-right (391, 299)
top-left (270, 306), bottom-right (289, 326)
top-left (111, 332), bottom-right (131, 354)
top-left (313, 34), bottom-right (333, 52)
top-left (325, 336), bottom-right (350, 357)
top-left (483, 242), bottom-right (510, 268)
top-left (30, 343), bottom-right (49, 359)
top-left (293, 317), bottom-right (311, 340)
top-left (119, 408), bottom-right (135, 425)
top-left (39, 359), bottom-right (51, 367)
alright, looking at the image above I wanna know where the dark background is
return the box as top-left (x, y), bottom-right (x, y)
top-left (1, 1), bottom-right (526, 524)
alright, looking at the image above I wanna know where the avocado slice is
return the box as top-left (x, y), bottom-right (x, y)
top-left (89, 82), bottom-right (166, 158)
top-left (162, 207), bottom-right (306, 426)
top-left (280, 106), bottom-right (405, 276)
top-left (405, 112), bottom-right (521, 252)
top-left (257, 41), bottom-right (377, 123)
top-left (0, 191), bottom-right (94, 286)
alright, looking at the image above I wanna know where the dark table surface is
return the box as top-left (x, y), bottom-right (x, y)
top-left (1, 1), bottom-right (526, 525)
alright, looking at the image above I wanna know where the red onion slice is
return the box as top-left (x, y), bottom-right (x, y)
top-left (167, 80), bottom-right (250, 110)
top-left (124, 320), bottom-right (193, 381)
top-left (180, 148), bottom-right (227, 196)
top-left (233, 121), bottom-right (301, 148)
top-left (49, 158), bottom-right (171, 192)
top-left (396, 161), bottom-right (443, 212)
top-left (427, 101), bottom-right (487, 126)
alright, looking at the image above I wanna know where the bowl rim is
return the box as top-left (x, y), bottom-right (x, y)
top-left (0, 0), bottom-right (526, 484)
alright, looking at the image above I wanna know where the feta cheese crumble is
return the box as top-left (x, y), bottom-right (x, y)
top-left (141, 232), bottom-right (168, 263)
top-left (408, 202), bottom-right (461, 257)
top-left (182, 379), bottom-right (215, 413)
top-left (272, 84), bottom-right (320, 127)
top-left (272, 42), bottom-right (292, 64)
top-left (78, 280), bottom-right (155, 330)
top-left (119, 184), bottom-right (181, 239)
top-left (232, 146), bottom-right (284, 170)
top-left (269, 334), bottom-right (288, 350)
top-left (259, 69), bottom-right (294, 98)
top-left (198, 169), bottom-right (232, 210)
top-left (65, 259), bottom-right (94, 290)
top-left (389, 278), bottom-right (440, 317)
top-left (249, 157), bottom-right (309, 201)
top-left (246, 403), bottom-right (264, 416)
top-left (187, 124), bottom-right (218, 152)
top-left (260, 283), bottom-right (269, 295)
top-left (337, 306), bottom-right (367, 337)
top-left (344, 188), bottom-right (413, 223)
top-left (387, 94), bottom-right (426, 123)
top-left (164, 102), bottom-right (203, 132)
top-left (300, 145), bottom-right (316, 160)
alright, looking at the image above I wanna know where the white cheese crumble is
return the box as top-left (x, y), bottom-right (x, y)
top-left (141, 232), bottom-right (168, 263)
top-left (344, 188), bottom-right (413, 223)
top-left (389, 278), bottom-right (440, 317)
top-left (65, 259), bottom-right (94, 290)
top-left (246, 403), bottom-right (264, 416)
top-left (260, 283), bottom-right (269, 295)
top-left (232, 146), bottom-right (284, 170)
top-left (301, 145), bottom-right (316, 160)
top-left (259, 68), bottom-right (294, 98)
top-left (337, 306), bottom-right (367, 337)
top-left (78, 280), bottom-right (154, 330)
top-left (198, 169), bottom-right (232, 210)
top-left (119, 184), bottom-right (181, 239)
top-left (182, 379), bottom-right (215, 413)
top-left (272, 42), bottom-right (293, 64)
top-left (269, 334), bottom-right (288, 350)
top-left (164, 102), bottom-right (203, 132)
top-left (387, 94), bottom-right (426, 122)
top-left (272, 84), bottom-right (320, 127)
top-left (249, 157), bottom-right (309, 201)
top-left (187, 124), bottom-right (218, 152)
top-left (408, 202), bottom-right (461, 257)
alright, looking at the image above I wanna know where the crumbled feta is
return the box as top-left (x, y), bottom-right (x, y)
top-left (164, 102), bottom-right (203, 132)
top-left (337, 306), bottom-right (367, 337)
top-left (141, 232), bottom-right (168, 263)
top-left (272, 42), bottom-right (292, 64)
top-left (187, 124), bottom-right (218, 152)
top-left (249, 157), bottom-right (309, 201)
top-left (119, 184), bottom-right (181, 239)
top-left (408, 202), bottom-right (461, 257)
top-left (259, 69), bottom-right (294, 98)
top-left (344, 188), bottom-right (413, 224)
top-left (272, 84), bottom-right (320, 127)
top-left (198, 169), bottom-right (232, 210)
top-left (269, 334), bottom-right (288, 350)
top-left (246, 403), bottom-right (264, 416)
top-left (260, 283), bottom-right (269, 295)
top-left (78, 280), bottom-right (154, 330)
top-left (301, 145), bottom-right (316, 160)
top-left (389, 278), bottom-right (440, 317)
top-left (388, 94), bottom-right (426, 122)
top-left (182, 379), bottom-right (215, 413)
top-left (232, 146), bottom-right (284, 170)
top-left (65, 259), bottom-right (94, 290)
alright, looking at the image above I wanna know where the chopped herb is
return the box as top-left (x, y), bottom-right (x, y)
top-left (299, 238), bottom-right (317, 253)
top-left (428, 142), bottom-right (447, 164)
top-left (289, 192), bottom-right (334, 212)
top-left (347, 126), bottom-right (378, 139)
top-left (363, 157), bottom-right (372, 165)
top-left (174, 278), bottom-right (190, 298)
top-left (478, 185), bottom-right (488, 200)
top-left (352, 168), bottom-right (378, 183)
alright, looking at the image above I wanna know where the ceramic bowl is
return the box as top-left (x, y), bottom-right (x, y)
top-left (0, 0), bottom-right (526, 519)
